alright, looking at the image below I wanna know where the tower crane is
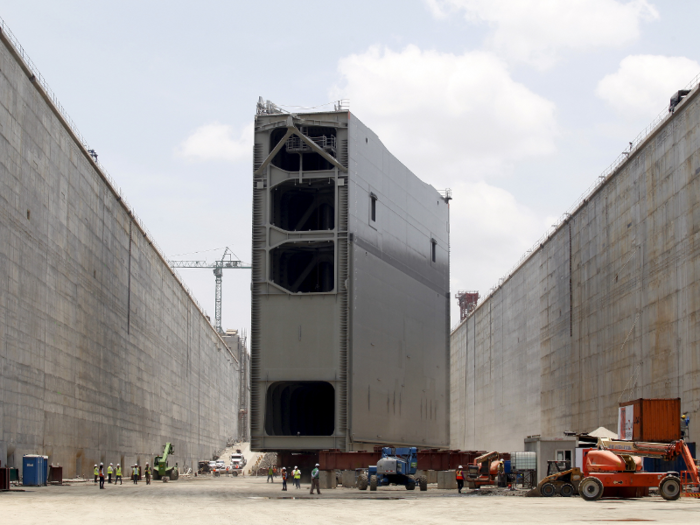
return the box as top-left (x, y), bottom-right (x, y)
top-left (168, 247), bottom-right (251, 334)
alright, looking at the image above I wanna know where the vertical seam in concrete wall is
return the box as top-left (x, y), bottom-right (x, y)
top-left (472, 313), bottom-right (476, 438)
top-left (568, 221), bottom-right (573, 338)
top-left (187, 306), bottom-right (190, 376)
top-left (127, 221), bottom-right (132, 334)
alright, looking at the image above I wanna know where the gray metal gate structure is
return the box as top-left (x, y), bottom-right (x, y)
top-left (251, 102), bottom-right (450, 452)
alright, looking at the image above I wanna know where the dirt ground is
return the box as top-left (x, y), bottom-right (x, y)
top-left (1, 475), bottom-right (698, 524)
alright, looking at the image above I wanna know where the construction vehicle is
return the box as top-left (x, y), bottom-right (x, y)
top-left (465, 451), bottom-right (500, 489)
top-left (579, 438), bottom-right (699, 501)
top-left (197, 461), bottom-right (210, 474)
top-left (357, 447), bottom-right (427, 491)
top-left (536, 460), bottom-right (583, 497)
top-left (153, 443), bottom-right (179, 481)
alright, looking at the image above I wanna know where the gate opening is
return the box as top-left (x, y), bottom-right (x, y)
top-left (270, 241), bottom-right (334, 293)
top-left (272, 179), bottom-right (335, 231)
top-left (265, 381), bottom-right (335, 436)
top-left (270, 127), bottom-right (337, 172)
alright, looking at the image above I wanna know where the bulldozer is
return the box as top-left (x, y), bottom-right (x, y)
top-left (153, 442), bottom-right (179, 482)
top-left (534, 460), bottom-right (583, 497)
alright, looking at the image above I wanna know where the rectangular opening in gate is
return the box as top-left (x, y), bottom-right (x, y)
top-left (265, 381), bottom-right (335, 436)
top-left (270, 127), bottom-right (337, 172)
top-left (271, 179), bottom-right (335, 231)
top-left (270, 241), bottom-right (334, 293)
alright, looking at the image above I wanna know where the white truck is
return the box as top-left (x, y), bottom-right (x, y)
top-left (230, 451), bottom-right (246, 475)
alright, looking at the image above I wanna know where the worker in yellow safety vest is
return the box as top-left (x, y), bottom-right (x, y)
top-left (455, 465), bottom-right (464, 494)
top-left (115, 464), bottom-right (122, 485)
top-left (144, 462), bottom-right (151, 485)
top-left (93, 464), bottom-right (98, 484)
top-left (293, 466), bottom-right (301, 489)
top-left (107, 463), bottom-right (113, 484)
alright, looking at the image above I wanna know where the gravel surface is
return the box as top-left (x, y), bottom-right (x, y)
top-left (1, 475), bottom-right (698, 524)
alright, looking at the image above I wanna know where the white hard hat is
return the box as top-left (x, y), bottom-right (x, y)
top-left (294, 466), bottom-right (297, 469)
top-left (94, 464), bottom-right (97, 467)
top-left (458, 465), bottom-right (463, 468)
top-left (315, 463), bottom-right (320, 467)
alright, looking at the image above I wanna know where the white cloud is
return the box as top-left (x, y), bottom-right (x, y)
top-left (596, 55), bottom-right (700, 120)
top-left (332, 45), bottom-right (557, 186)
top-left (425, 0), bottom-right (659, 69)
top-left (176, 122), bottom-right (253, 162)
top-left (449, 180), bottom-right (547, 323)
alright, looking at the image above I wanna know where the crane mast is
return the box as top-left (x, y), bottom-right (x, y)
top-left (168, 247), bottom-right (251, 333)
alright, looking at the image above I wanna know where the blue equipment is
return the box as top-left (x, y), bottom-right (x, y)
top-left (358, 447), bottom-right (427, 491)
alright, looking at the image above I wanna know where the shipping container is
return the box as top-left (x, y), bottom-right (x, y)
top-left (618, 398), bottom-right (681, 442)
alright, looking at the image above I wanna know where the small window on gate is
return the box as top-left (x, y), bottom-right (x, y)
top-left (370, 193), bottom-right (377, 222)
top-left (431, 238), bottom-right (437, 263)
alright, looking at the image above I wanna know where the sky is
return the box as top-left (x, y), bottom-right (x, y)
top-left (3, 0), bottom-right (700, 335)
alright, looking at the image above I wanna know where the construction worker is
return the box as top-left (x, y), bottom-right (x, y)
top-left (681, 413), bottom-right (690, 439)
top-left (310, 463), bottom-right (321, 495)
top-left (133, 464), bottom-right (139, 484)
top-left (455, 465), bottom-right (464, 493)
top-left (293, 466), bottom-right (301, 489)
top-left (93, 464), bottom-right (98, 484)
top-left (144, 462), bottom-right (151, 485)
top-left (107, 463), bottom-right (113, 484)
top-left (99, 463), bottom-right (105, 489)
top-left (281, 467), bottom-right (288, 491)
top-left (267, 466), bottom-right (274, 483)
top-left (115, 464), bottom-right (122, 485)
top-left (497, 459), bottom-right (506, 488)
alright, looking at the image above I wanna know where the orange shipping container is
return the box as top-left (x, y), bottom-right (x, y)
top-left (618, 398), bottom-right (681, 443)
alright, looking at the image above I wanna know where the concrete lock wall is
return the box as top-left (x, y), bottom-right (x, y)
top-left (0, 32), bottom-right (240, 477)
top-left (451, 84), bottom-right (700, 453)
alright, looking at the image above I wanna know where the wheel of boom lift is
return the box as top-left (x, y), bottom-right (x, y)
top-left (659, 475), bottom-right (681, 501)
top-left (170, 470), bottom-right (179, 481)
top-left (559, 483), bottom-right (575, 497)
top-left (579, 477), bottom-right (604, 502)
top-left (406, 475), bottom-right (416, 490)
top-left (358, 475), bottom-right (368, 491)
top-left (162, 476), bottom-right (169, 483)
top-left (419, 476), bottom-right (428, 491)
top-left (370, 475), bottom-right (378, 491)
top-left (540, 482), bottom-right (556, 497)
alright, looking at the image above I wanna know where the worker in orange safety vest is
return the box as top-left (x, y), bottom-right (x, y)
top-left (455, 465), bottom-right (464, 494)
